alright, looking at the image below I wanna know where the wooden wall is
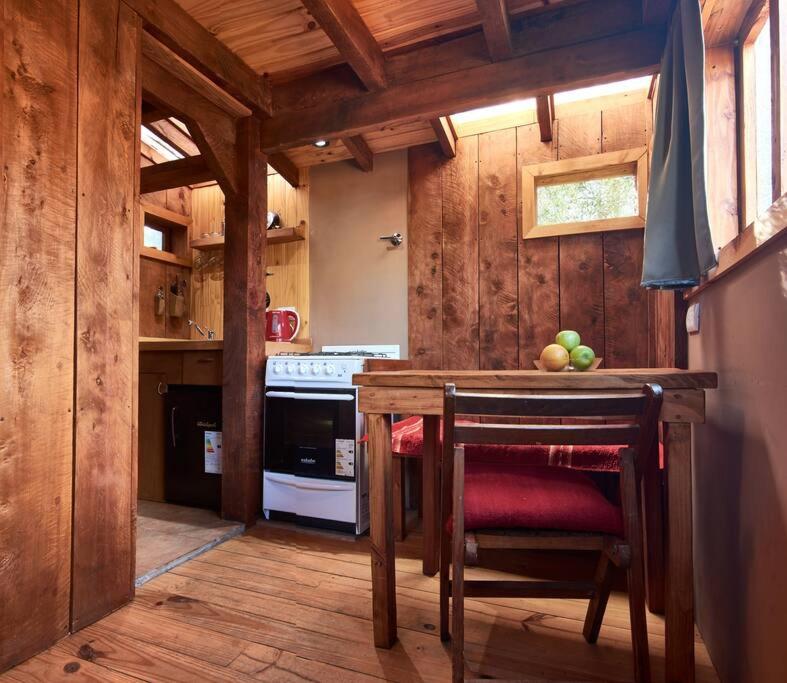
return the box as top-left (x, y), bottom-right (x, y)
top-left (0, 0), bottom-right (78, 669)
top-left (409, 98), bottom-right (661, 371)
top-left (190, 171), bottom-right (310, 341)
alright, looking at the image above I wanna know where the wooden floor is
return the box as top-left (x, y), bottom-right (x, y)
top-left (3, 523), bottom-right (719, 682)
top-left (136, 501), bottom-right (243, 582)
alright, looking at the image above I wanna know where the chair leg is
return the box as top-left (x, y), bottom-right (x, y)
top-left (583, 551), bottom-right (615, 643)
top-left (439, 528), bottom-right (451, 642)
top-left (451, 446), bottom-right (466, 682)
top-left (393, 457), bottom-right (406, 541)
top-left (621, 449), bottom-right (652, 683)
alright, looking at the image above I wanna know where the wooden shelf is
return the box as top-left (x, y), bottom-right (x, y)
top-left (189, 224), bottom-right (307, 251)
top-left (140, 246), bottom-right (192, 268)
top-left (189, 235), bottom-right (225, 250)
top-left (141, 203), bottom-right (192, 229)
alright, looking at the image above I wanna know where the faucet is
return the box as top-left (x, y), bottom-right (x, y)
top-left (188, 319), bottom-right (216, 340)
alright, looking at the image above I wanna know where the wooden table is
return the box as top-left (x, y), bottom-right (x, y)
top-left (354, 369), bottom-right (717, 683)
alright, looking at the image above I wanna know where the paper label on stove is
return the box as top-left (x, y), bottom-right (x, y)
top-left (204, 431), bottom-right (223, 474)
top-left (335, 438), bottom-right (355, 477)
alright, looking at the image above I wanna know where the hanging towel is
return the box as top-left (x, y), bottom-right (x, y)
top-left (641, 0), bottom-right (717, 289)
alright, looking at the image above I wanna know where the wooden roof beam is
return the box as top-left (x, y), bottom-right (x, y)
top-left (535, 95), bottom-right (554, 142)
top-left (146, 119), bottom-right (201, 157)
top-left (140, 155), bottom-right (213, 193)
top-left (342, 135), bottom-right (374, 172)
top-left (268, 153), bottom-right (301, 188)
top-left (477, 0), bottom-right (513, 61)
top-left (642, 0), bottom-right (676, 25)
top-left (124, 0), bottom-right (271, 116)
top-left (261, 26), bottom-right (665, 153)
top-left (301, 0), bottom-right (387, 91)
top-left (430, 117), bottom-right (457, 158)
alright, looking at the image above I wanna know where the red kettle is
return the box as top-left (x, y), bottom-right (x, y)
top-left (266, 308), bottom-right (300, 342)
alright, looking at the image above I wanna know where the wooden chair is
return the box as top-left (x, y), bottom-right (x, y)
top-left (440, 383), bottom-right (663, 683)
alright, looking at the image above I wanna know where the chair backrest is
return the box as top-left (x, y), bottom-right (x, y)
top-left (442, 383), bottom-right (663, 475)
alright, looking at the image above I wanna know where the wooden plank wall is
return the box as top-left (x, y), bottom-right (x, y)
top-left (190, 172), bottom-right (311, 341)
top-left (0, 0), bottom-right (78, 670)
top-left (409, 98), bottom-right (661, 371)
top-left (71, 0), bottom-right (140, 630)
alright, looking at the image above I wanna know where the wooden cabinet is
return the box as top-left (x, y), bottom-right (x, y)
top-left (165, 264), bottom-right (191, 339)
top-left (182, 351), bottom-right (222, 385)
top-left (139, 258), bottom-right (191, 339)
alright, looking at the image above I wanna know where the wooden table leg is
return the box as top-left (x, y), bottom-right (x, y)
top-left (367, 412), bottom-right (397, 648)
top-left (421, 414), bottom-right (441, 576)
top-left (643, 436), bottom-right (665, 614)
top-left (664, 422), bottom-right (695, 682)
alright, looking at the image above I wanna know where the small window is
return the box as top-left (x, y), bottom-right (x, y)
top-left (522, 147), bottom-right (648, 239)
top-left (739, 3), bottom-right (774, 226)
top-left (143, 224), bottom-right (167, 251)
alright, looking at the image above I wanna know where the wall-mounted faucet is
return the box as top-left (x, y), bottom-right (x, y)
top-left (188, 319), bottom-right (216, 340)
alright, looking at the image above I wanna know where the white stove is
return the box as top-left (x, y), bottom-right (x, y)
top-left (262, 345), bottom-right (398, 534)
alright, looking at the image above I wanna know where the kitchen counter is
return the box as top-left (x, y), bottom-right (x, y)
top-left (138, 337), bottom-right (313, 354)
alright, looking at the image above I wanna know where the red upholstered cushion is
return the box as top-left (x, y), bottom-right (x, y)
top-left (459, 462), bottom-right (624, 535)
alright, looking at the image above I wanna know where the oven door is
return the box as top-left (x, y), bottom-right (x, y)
top-left (264, 386), bottom-right (358, 481)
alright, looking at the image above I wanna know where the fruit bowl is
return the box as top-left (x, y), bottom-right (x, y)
top-left (533, 357), bottom-right (603, 372)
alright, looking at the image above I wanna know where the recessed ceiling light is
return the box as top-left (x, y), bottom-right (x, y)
top-left (313, 139), bottom-right (330, 148)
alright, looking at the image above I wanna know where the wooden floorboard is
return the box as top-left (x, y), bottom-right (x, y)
top-left (2, 523), bottom-right (719, 682)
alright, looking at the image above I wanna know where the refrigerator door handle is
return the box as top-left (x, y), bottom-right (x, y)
top-left (170, 406), bottom-right (177, 448)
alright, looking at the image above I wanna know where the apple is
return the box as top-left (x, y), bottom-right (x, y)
top-left (570, 345), bottom-right (596, 371)
top-left (555, 330), bottom-right (581, 352)
top-left (540, 344), bottom-right (570, 371)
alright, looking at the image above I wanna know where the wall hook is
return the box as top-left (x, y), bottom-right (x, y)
top-left (379, 233), bottom-right (404, 247)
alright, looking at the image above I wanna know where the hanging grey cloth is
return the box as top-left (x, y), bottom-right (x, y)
top-left (641, 0), bottom-right (717, 289)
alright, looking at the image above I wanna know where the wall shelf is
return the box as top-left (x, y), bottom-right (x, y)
top-left (189, 223), bottom-right (307, 251)
top-left (141, 203), bottom-right (192, 229)
top-left (140, 246), bottom-right (192, 268)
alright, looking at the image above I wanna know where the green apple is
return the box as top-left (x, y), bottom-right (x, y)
top-left (555, 330), bottom-right (581, 352)
top-left (570, 345), bottom-right (596, 371)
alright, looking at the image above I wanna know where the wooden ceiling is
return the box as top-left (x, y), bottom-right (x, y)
top-left (174, 0), bottom-right (569, 82)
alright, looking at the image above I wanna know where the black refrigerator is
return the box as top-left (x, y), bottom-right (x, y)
top-left (164, 385), bottom-right (222, 511)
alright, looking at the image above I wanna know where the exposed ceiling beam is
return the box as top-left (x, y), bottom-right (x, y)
top-left (535, 95), bottom-right (554, 142)
top-left (140, 156), bottom-right (213, 194)
top-left (476, 0), bottom-right (513, 61)
top-left (141, 103), bottom-right (170, 125)
top-left (146, 118), bottom-right (201, 157)
top-left (300, 0), bottom-right (387, 91)
top-left (124, 0), bottom-right (271, 117)
top-left (430, 117), bottom-right (457, 158)
top-left (142, 55), bottom-right (240, 196)
top-left (342, 135), bottom-right (374, 172)
top-left (268, 153), bottom-right (301, 188)
top-left (642, 0), bottom-right (676, 25)
top-left (273, 0), bottom-right (642, 115)
top-left (261, 26), bottom-right (665, 153)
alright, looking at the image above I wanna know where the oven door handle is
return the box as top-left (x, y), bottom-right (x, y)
top-left (265, 473), bottom-right (354, 492)
top-left (265, 391), bottom-right (355, 401)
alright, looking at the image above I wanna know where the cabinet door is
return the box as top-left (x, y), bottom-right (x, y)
top-left (139, 258), bottom-right (167, 338)
top-left (138, 371), bottom-right (168, 501)
top-left (165, 264), bottom-right (191, 339)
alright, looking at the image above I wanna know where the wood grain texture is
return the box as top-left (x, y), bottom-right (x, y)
top-left (557, 112), bottom-right (604, 358)
top-left (601, 100), bottom-right (650, 369)
top-left (71, 0), bottom-right (140, 631)
top-left (221, 118), bottom-right (267, 525)
top-left (476, 0), bottom-right (513, 61)
top-left (430, 116), bottom-right (458, 158)
top-left (0, 0), bottom-right (77, 670)
top-left (139, 258), bottom-right (167, 338)
top-left (441, 137), bottom-right (479, 370)
top-left (342, 134), bottom-right (374, 172)
top-left (478, 128), bottom-right (518, 370)
top-left (407, 145), bottom-right (444, 370)
top-left (140, 155), bottom-right (213, 193)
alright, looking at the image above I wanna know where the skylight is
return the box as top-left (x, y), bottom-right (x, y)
top-left (141, 125), bottom-right (184, 161)
top-left (451, 98), bottom-right (536, 124)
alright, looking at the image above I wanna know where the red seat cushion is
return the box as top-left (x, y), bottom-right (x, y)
top-left (458, 462), bottom-right (624, 536)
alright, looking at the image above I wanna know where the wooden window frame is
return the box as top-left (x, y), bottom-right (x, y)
top-left (521, 146), bottom-right (648, 239)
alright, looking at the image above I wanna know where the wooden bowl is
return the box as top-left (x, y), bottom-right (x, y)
top-left (533, 357), bottom-right (603, 372)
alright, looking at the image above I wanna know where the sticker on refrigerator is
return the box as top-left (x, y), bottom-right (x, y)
top-left (204, 431), bottom-right (223, 474)
top-left (335, 438), bottom-right (355, 477)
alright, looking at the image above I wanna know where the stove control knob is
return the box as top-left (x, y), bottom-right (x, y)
top-left (272, 363), bottom-right (283, 374)
top-left (298, 363), bottom-right (308, 375)
top-left (325, 364), bottom-right (335, 376)
top-left (311, 365), bottom-right (321, 375)
top-left (286, 362), bottom-right (296, 374)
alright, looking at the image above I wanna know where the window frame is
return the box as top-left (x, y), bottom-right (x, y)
top-left (521, 146), bottom-right (648, 239)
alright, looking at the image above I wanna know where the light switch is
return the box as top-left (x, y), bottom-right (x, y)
top-left (686, 302), bottom-right (700, 334)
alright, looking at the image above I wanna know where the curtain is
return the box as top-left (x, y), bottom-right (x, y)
top-left (641, 0), bottom-right (716, 289)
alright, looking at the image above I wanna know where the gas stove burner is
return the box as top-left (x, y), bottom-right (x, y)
top-left (277, 351), bottom-right (388, 358)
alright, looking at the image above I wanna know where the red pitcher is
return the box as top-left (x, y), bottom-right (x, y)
top-left (265, 308), bottom-right (300, 342)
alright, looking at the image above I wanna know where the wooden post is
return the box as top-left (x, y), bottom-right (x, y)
top-left (71, 0), bottom-right (140, 630)
top-left (222, 117), bottom-right (267, 525)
